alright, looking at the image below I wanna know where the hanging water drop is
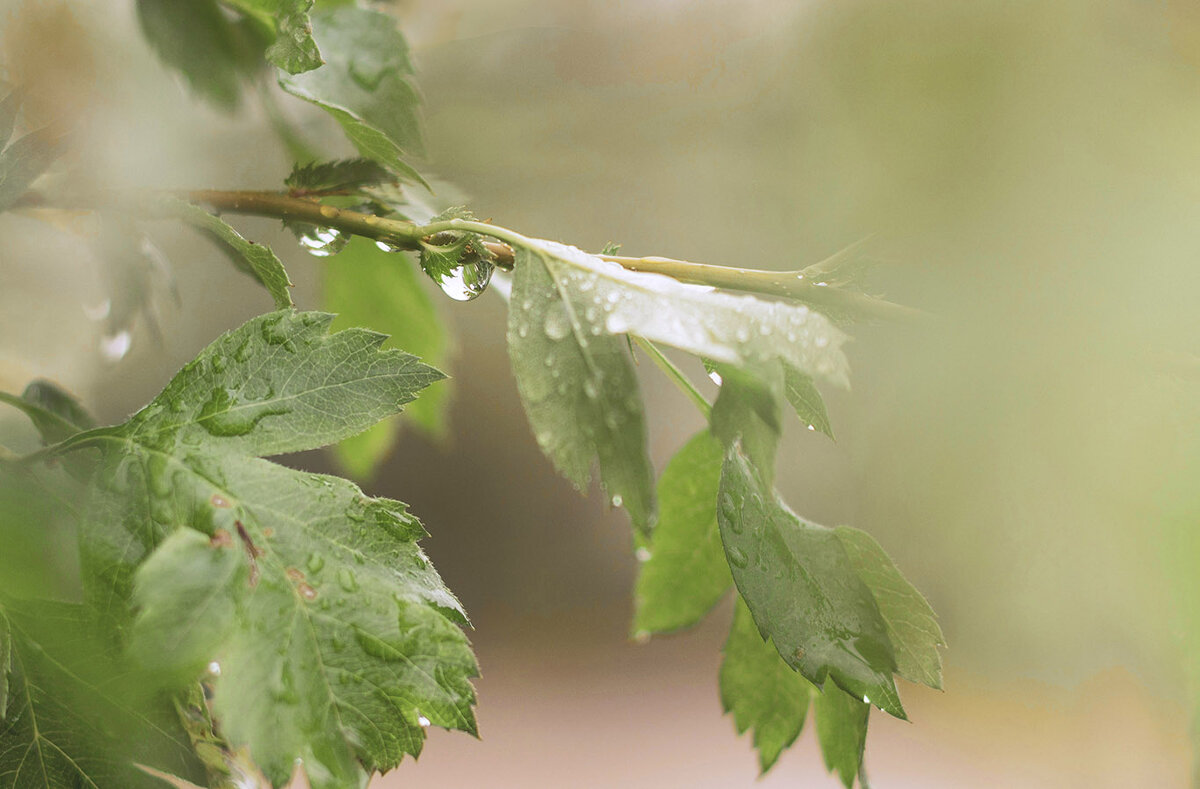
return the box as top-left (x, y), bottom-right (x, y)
top-left (635, 547), bottom-right (651, 562)
top-left (298, 226), bottom-right (348, 257)
top-left (611, 494), bottom-right (623, 508)
top-left (100, 329), bottom-right (132, 362)
top-left (375, 239), bottom-right (404, 253)
top-left (708, 370), bottom-right (723, 386)
top-left (417, 715), bottom-right (431, 728)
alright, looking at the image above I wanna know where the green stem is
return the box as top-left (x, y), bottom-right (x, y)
top-left (631, 336), bottom-right (711, 419)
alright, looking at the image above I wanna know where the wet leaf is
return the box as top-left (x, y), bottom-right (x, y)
top-left (0, 126), bottom-right (65, 213)
top-left (287, 158), bottom-right (395, 193)
top-left (508, 246), bottom-right (656, 533)
top-left (224, 0), bottom-right (321, 74)
top-left (633, 430), bottom-right (730, 634)
top-left (784, 365), bottom-right (834, 439)
top-left (717, 445), bottom-right (904, 719)
top-left (69, 310), bottom-right (473, 787)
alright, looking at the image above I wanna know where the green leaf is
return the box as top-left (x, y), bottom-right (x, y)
top-left (0, 600), bottom-right (205, 788)
top-left (508, 246), bottom-right (656, 533)
top-left (0, 90), bottom-right (20, 150)
top-left (814, 683), bottom-right (870, 789)
top-left (165, 197), bottom-right (294, 309)
top-left (0, 380), bottom-right (93, 446)
top-left (73, 310), bottom-right (472, 787)
top-left (136, 0), bottom-right (267, 110)
top-left (717, 445), bottom-right (904, 718)
top-left (0, 127), bottom-right (65, 213)
top-left (835, 527), bottom-right (944, 689)
top-left (633, 430), bottom-right (730, 634)
top-left (720, 597), bottom-right (813, 773)
top-left (784, 365), bottom-right (834, 439)
top-left (324, 236), bottom-right (452, 476)
top-left (287, 158), bottom-right (395, 193)
top-left (224, 0), bottom-right (322, 74)
top-left (0, 610), bottom-right (10, 720)
top-left (517, 239), bottom-right (850, 387)
top-left (279, 7), bottom-right (425, 184)
top-left (710, 362), bottom-right (784, 486)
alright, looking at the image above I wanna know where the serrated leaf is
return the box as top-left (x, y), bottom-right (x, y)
top-left (71, 310), bottom-right (472, 787)
top-left (633, 430), bottom-right (729, 634)
top-left (325, 237), bottom-right (452, 477)
top-left (279, 7), bottom-right (425, 184)
top-left (137, 0), bottom-right (267, 110)
top-left (287, 158), bottom-right (394, 193)
top-left (224, 0), bottom-right (322, 74)
top-left (165, 198), bottom-right (294, 309)
top-left (519, 239), bottom-right (850, 387)
top-left (0, 600), bottom-right (204, 788)
top-left (720, 597), bottom-right (813, 773)
top-left (717, 445), bottom-right (904, 718)
top-left (835, 527), bottom-right (944, 689)
top-left (508, 246), bottom-right (656, 533)
top-left (0, 127), bottom-right (65, 213)
top-left (814, 683), bottom-right (870, 789)
top-left (784, 365), bottom-right (834, 439)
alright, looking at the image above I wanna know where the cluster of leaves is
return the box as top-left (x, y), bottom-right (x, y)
top-left (0, 1), bottom-right (945, 787)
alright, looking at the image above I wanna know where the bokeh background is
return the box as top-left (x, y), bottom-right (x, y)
top-left (2, 0), bottom-right (1199, 786)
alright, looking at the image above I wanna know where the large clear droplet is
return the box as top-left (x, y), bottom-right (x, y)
top-left (298, 226), bottom-right (348, 257)
top-left (430, 261), bottom-right (494, 302)
top-left (375, 239), bottom-right (404, 253)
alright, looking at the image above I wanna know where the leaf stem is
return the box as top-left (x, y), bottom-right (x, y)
top-left (631, 336), bottom-right (711, 419)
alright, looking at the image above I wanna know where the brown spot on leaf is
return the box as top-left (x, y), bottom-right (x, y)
top-left (285, 567), bottom-right (305, 582)
top-left (210, 494), bottom-right (231, 508)
top-left (297, 583), bottom-right (317, 601)
top-left (210, 529), bottom-right (233, 548)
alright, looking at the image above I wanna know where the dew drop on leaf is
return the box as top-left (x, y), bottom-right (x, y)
top-left (543, 304), bottom-right (571, 340)
top-left (417, 714), bottom-right (431, 728)
top-left (635, 547), bottom-right (651, 562)
top-left (427, 261), bottom-right (494, 301)
top-left (611, 494), bottom-right (623, 507)
top-left (708, 370), bottom-right (723, 386)
top-left (727, 546), bottom-right (749, 568)
top-left (337, 567), bottom-right (359, 592)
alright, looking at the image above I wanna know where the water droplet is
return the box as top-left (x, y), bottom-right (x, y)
top-left (815, 335), bottom-right (830, 348)
top-left (708, 370), bottom-right (723, 386)
top-left (337, 568), bottom-right (359, 592)
top-left (635, 547), bottom-right (651, 562)
top-left (727, 546), bottom-right (749, 568)
top-left (721, 492), bottom-right (741, 530)
top-left (417, 715), bottom-right (431, 728)
top-left (211, 494), bottom-right (231, 508)
top-left (197, 388), bottom-right (288, 437)
top-left (633, 630), bottom-right (650, 644)
top-left (298, 226), bottom-right (348, 257)
top-left (298, 583), bottom-right (317, 601)
top-left (375, 239), bottom-right (404, 253)
top-left (207, 661), bottom-right (221, 677)
top-left (543, 304), bottom-right (571, 340)
top-left (582, 379), bottom-right (598, 399)
top-left (807, 424), bottom-right (816, 431)
top-left (423, 256), bottom-right (494, 301)
top-left (100, 330), bottom-right (132, 361)
top-left (517, 325), bottom-right (529, 338)
top-left (611, 494), bottom-right (623, 508)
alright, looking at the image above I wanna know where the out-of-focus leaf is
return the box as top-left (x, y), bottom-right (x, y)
top-left (784, 364), bottom-right (834, 439)
top-left (136, 0), bottom-right (267, 110)
top-left (0, 610), bottom-right (9, 719)
top-left (720, 596), bottom-right (813, 773)
top-left (814, 683), bottom-right (870, 789)
top-left (0, 380), bottom-right (93, 446)
top-left (710, 362), bottom-right (784, 486)
top-left (633, 430), bottom-right (729, 634)
top-left (508, 246), bottom-right (656, 533)
top-left (0, 90), bottom-right (20, 150)
top-left (717, 445), bottom-right (904, 718)
top-left (224, 0), bottom-right (322, 74)
top-left (279, 7), bottom-right (425, 184)
top-left (0, 599), bottom-right (205, 788)
top-left (835, 526), bottom-right (944, 689)
top-left (165, 197), bottom-right (293, 309)
top-left (325, 236), bottom-right (452, 477)
top-left (0, 127), bottom-right (65, 213)
top-left (287, 157), bottom-right (395, 193)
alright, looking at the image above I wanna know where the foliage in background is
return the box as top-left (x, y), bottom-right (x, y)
top-left (0, 2), bottom-right (949, 787)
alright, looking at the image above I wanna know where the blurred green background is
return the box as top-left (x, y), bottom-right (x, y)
top-left (2, 0), bottom-right (1199, 785)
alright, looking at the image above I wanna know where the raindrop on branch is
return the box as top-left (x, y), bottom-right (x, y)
top-left (298, 226), bottom-right (348, 257)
